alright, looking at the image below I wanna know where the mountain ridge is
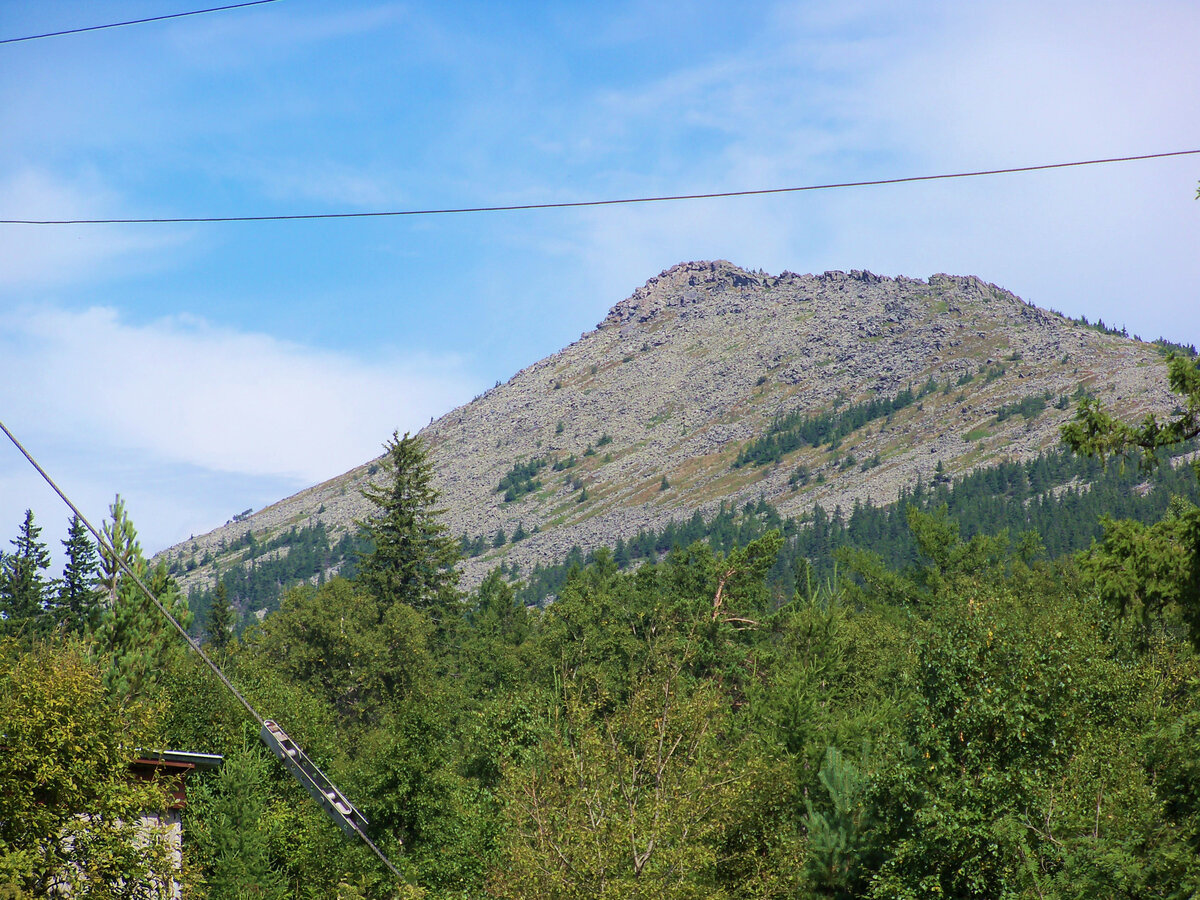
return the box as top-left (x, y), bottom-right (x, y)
top-left (159, 260), bottom-right (1178, 600)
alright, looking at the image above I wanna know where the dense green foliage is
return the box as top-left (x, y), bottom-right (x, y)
top-left (6, 358), bottom-right (1200, 898)
top-left (0, 640), bottom-right (178, 897)
top-left (515, 440), bottom-right (1200, 608)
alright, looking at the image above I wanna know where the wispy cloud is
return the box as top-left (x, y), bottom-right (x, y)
top-left (0, 169), bottom-right (188, 287)
top-left (165, 2), bottom-right (412, 67)
top-left (566, 0), bottom-right (1200, 344)
top-left (236, 157), bottom-right (411, 209)
top-left (0, 305), bottom-right (478, 483)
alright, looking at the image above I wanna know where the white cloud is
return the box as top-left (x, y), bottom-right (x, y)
top-left (0, 305), bottom-right (478, 484)
top-left (0, 304), bottom-right (481, 554)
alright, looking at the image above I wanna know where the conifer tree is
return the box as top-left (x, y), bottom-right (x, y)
top-left (92, 496), bottom-right (193, 698)
top-left (56, 515), bottom-right (101, 635)
top-left (97, 495), bottom-right (139, 608)
top-left (190, 747), bottom-right (288, 900)
top-left (357, 432), bottom-right (461, 617)
top-left (1063, 354), bottom-right (1200, 647)
top-left (206, 581), bottom-right (235, 650)
top-left (0, 509), bottom-right (52, 630)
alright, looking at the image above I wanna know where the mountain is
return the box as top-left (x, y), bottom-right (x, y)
top-left (159, 260), bottom-right (1181, 609)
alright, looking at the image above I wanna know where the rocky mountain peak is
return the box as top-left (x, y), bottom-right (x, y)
top-left (161, 261), bottom-right (1179, 595)
top-left (600, 260), bottom-right (766, 329)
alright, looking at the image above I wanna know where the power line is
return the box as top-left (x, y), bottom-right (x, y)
top-left (1, 149), bottom-right (1195, 226)
top-left (0, 418), bottom-right (263, 727)
top-left (0, 416), bottom-right (404, 883)
top-left (0, 0), bottom-right (282, 45)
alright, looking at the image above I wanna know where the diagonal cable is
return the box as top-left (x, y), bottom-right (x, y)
top-left (0, 418), bottom-right (264, 725)
top-left (0, 1), bottom-right (282, 45)
top-left (0, 416), bottom-right (405, 881)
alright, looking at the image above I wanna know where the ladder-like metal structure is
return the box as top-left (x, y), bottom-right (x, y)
top-left (0, 418), bottom-right (405, 881)
top-left (259, 720), bottom-right (403, 878)
top-left (259, 721), bottom-right (370, 838)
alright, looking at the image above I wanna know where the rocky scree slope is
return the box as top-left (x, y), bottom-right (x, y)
top-left (161, 260), bottom-right (1178, 593)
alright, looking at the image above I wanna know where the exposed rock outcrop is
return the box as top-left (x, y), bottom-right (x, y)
top-left (160, 261), bottom-right (1177, 591)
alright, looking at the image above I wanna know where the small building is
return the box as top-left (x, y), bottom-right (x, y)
top-left (129, 750), bottom-right (223, 898)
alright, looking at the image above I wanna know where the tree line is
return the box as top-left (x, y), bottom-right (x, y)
top-left (3, 355), bottom-right (1200, 897)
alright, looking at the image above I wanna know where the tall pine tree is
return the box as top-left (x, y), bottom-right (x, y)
top-left (0, 509), bottom-right (52, 631)
top-left (97, 495), bottom-right (139, 608)
top-left (56, 515), bottom-right (101, 635)
top-left (206, 581), bottom-right (235, 651)
top-left (92, 496), bottom-right (193, 698)
top-left (357, 432), bottom-right (461, 619)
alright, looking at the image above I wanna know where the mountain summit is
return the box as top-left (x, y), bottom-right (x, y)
top-left (163, 260), bottom-right (1176, 593)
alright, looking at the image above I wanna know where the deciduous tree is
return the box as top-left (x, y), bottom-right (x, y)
top-left (0, 640), bottom-right (176, 896)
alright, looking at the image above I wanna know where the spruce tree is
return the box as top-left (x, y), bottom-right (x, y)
top-left (206, 581), bottom-right (235, 650)
top-left (191, 747), bottom-right (288, 900)
top-left (56, 515), bottom-right (101, 635)
top-left (0, 509), bottom-right (52, 630)
top-left (357, 432), bottom-right (461, 617)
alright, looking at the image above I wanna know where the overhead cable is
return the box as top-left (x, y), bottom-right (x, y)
top-left (0, 0), bottom-right (282, 45)
top-left (0, 417), bottom-right (404, 883)
top-left (1, 149), bottom-right (1196, 226)
top-left (0, 418), bottom-right (263, 727)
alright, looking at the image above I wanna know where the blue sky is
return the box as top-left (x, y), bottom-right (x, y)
top-left (1, 0), bottom-right (1198, 562)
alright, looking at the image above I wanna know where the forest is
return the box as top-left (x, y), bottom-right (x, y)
top-left (2, 354), bottom-right (1199, 898)
top-left (181, 430), bottom-right (1200, 632)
